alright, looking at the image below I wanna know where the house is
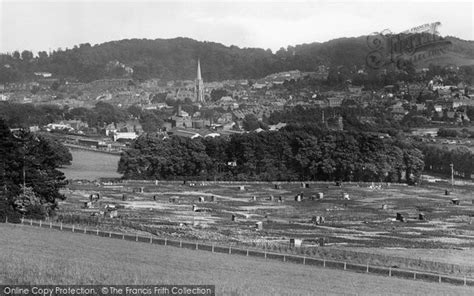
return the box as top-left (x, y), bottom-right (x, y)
top-left (113, 132), bottom-right (137, 142)
top-left (326, 97), bottom-right (344, 107)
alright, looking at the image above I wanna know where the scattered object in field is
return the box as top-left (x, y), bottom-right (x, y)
top-left (239, 185), bottom-right (245, 191)
top-left (198, 196), bottom-right (205, 203)
top-left (451, 198), bottom-right (460, 205)
top-left (290, 238), bottom-right (302, 248)
top-left (274, 184), bottom-right (281, 189)
top-left (256, 221), bottom-right (263, 230)
top-left (396, 212), bottom-right (407, 222)
top-left (106, 209), bottom-right (118, 218)
top-left (192, 204), bottom-right (212, 212)
top-left (251, 196), bottom-right (257, 201)
top-left (342, 192), bottom-right (350, 200)
top-left (89, 193), bottom-right (100, 201)
top-left (269, 195), bottom-right (274, 201)
top-left (419, 213), bottom-right (425, 220)
top-left (295, 194), bottom-right (302, 202)
top-left (189, 183), bottom-right (196, 187)
top-left (312, 216), bottom-right (325, 225)
top-left (310, 195), bottom-right (316, 201)
top-left (211, 195), bottom-right (216, 202)
top-left (231, 214), bottom-right (236, 222)
top-left (133, 187), bottom-right (144, 193)
top-left (319, 237), bottom-right (325, 246)
top-left (193, 219), bottom-right (199, 227)
top-left (169, 196), bottom-right (179, 203)
top-left (445, 189), bottom-right (450, 195)
top-left (153, 195), bottom-right (157, 201)
top-left (335, 181), bottom-right (342, 187)
top-left (300, 182), bottom-right (305, 188)
top-left (317, 192), bottom-right (324, 199)
top-left (278, 196), bottom-right (284, 202)
top-left (122, 194), bottom-right (129, 201)
top-left (83, 201), bottom-right (93, 209)
top-left (382, 204), bottom-right (388, 210)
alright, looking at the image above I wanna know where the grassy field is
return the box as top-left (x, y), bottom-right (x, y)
top-left (1, 224), bottom-right (473, 296)
top-left (60, 149), bottom-right (121, 180)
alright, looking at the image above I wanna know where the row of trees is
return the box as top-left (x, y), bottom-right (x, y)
top-left (420, 145), bottom-right (474, 179)
top-left (118, 129), bottom-right (424, 183)
top-left (0, 119), bottom-right (71, 221)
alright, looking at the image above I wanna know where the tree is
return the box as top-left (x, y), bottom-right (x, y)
top-left (243, 114), bottom-right (260, 131)
top-left (21, 50), bottom-right (33, 61)
top-left (0, 120), bottom-right (68, 219)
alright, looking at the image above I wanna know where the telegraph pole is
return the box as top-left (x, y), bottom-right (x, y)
top-left (450, 163), bottom-right (454, 190)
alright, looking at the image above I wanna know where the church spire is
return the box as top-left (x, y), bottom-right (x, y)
top-left (195, 59), bottom-right (204, 103)
top-left (197, 59), bottom-right (202, 80)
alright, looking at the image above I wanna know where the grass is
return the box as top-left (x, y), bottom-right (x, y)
top-left (1, 224), bottom-right (473, 296)
top-left (59, 150), bottom-right (121, 180)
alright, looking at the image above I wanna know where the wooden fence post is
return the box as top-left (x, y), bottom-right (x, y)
top-left (84, 227), bottom-right (87, 234)
top-left (247, 249), bottom-right (249, 257)
top-left (30, 219), bottom-right (33, 226)
top-left (165, 238), bottom-right (167, 246)
top-left (96, 229), bottom-right (99, 236)
top-left (60, 222), bottom-right (62, 230)
top-left (439, 275), bottom-right (441, 283)
top-left (344, 262), bottom-right (346, 270)
top-left (229, 247), bottom-right (232, 254)
top-left (136, 234), bottom-right (138, 241)
top-left (196, 242), bottom-right (198, 250)
top-left (323, 259), bottom-right (326, 267)
top-left (283, 255), bottom-right (286, 262)
top-left (389, 267), bottom-right (391, 277)
top-left (39, 220), bottom-right (42, 227)
top-left (366, 263), bottom-right (369, 273)
top-left (414, 272), bottom-right (416, 280)
top-left (50, 221), bottom-right (52, 229)
top-left (180, 240), bottom-right (182, 248)
top-left (72, 225), bottom-right (74, 232)
top-left (303, 257), bottom-right (306, 265)
top-left (212, 244), bottom-right (214, 253)
top-left (109, 232), bottom-right (112, 238)
top-left (150, 236), bottom-right (152, 244)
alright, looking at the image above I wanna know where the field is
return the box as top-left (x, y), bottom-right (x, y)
top-left (58, 178), bottom-right (474, 277)
top-left (1, 224), bottom-right (473, 296)
top-left (59, 149), bottom-right (121, 180)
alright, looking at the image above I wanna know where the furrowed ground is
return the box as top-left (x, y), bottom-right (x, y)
top-left (1, 224), bottom-right (473, 296)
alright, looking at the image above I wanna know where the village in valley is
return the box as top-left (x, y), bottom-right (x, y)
top-left (1, 2), bottom-right (474, 294)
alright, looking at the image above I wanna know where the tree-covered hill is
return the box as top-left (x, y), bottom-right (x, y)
top-left (0, 35), bottom-right (472, 83)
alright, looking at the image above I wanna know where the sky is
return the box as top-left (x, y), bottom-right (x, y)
top-left (0, 0), bottom-right (473, 54)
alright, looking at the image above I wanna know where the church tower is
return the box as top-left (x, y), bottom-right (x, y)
top-left (195, 59), bottom-right (204, 103)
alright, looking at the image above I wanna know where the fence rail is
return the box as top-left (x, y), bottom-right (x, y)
top-left (9, 218), bottom-right (474, 287)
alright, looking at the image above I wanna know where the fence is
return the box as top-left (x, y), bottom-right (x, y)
top-left (8, 217), bottom-right (474, 287)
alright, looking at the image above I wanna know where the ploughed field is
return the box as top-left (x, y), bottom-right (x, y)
top-left (58, 179), bottom-right (474, 275)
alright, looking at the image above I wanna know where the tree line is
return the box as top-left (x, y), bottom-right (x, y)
top-left (118, 128), bottom-right (424, 184)
top-left (420, 144), bottom-right (474, 179)
top-left (0, 119), bottom-right (71, 221)
top-left (2, 36), bottom-right (472, 83)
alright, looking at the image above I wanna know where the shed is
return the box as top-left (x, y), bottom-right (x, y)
top-left (290, 238), bottom-right (302, 248)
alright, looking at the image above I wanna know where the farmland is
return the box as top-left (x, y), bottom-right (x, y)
top-left (1, 223), bottom-right (473, 296)
top-left (58, 176), bottom-right (474, 277)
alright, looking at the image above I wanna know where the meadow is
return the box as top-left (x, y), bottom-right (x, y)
top-left (59, 149), bottom-right (121, 180)
top-left (1, 223), bottom-right (473, 296)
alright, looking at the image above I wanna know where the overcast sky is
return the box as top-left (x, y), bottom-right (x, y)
top-left (1, 0), bottom-right (472, 54)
